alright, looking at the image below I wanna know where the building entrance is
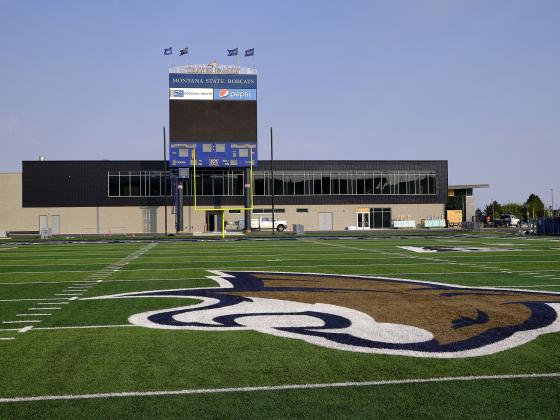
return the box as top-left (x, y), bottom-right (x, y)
top-left (357, 211), bottom-right (370, 229)
top-left (205, 212), bottom-right (222, 232)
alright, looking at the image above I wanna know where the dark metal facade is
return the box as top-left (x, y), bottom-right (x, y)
top-left (22, 160), bottom-right (447, 208)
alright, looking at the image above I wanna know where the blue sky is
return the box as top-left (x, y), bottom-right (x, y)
top-left (0, 0), bottom-right (558, 208)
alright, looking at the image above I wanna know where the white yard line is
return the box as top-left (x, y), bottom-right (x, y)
top-left (0, 373), bottom-right (559, 403)
top-left (32, 324), bottom-right (136, 330)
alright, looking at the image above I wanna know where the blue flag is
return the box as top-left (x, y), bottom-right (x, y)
top-left (227, 48), bottom-right (238, 56)
top-left (244, 48), bottom-right (254, 57)
top-left (179, 47), bottom-right (189, 56)
top-left (164, 47), bottom-right (172, 55)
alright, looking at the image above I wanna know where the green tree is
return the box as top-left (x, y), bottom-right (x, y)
top-left (526, 194), bottom-right (545, 219)
top-left (501, 202), bottom-right (524, 220)
top-left (484, 200), bottom-right (502, 221)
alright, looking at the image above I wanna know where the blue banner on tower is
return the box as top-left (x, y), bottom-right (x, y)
top-left (169, 74), bottom-right (257, 89)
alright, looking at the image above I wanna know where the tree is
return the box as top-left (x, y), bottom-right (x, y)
top-left (484, 201), bottom-right (502, 221)
top-left (501, 202), bottom-right (524, 220)
top-left (526, 194), bottom-right (545, 219)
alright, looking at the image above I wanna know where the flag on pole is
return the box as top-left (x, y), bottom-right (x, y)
top-left (179, 47), bottom-right (189, 56)
top-left (244, 48), bottom-right (254, 57)
top-left (164, 47), bottom-right (172, 55)
top-left (227, 48), bottom-right (238, 56)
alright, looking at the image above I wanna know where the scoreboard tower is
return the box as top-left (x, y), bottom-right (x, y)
top-left (168, 63), bottom-right (257, 232)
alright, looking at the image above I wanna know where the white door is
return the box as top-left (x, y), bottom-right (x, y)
top-left (357, 212), bottom-right (370, 230)
top-left (51, 215), bottom-right (60, 235)
top-left (39, 215), bottom-right (48, 231)
top-left (318, 212), bottom-right (333, 230)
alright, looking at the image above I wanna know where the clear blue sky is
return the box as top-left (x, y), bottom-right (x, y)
top-left (1, 0), bottom-right (558, 208)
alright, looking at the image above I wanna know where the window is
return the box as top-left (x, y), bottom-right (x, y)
top-left (297, 208), bottom-right (308, 213)
top-left (108, 175), bottom-right (119, 196)
top-left (108, 169), bottom-right (439, 197)
top-left (119, 174), bottom-right (130, 196)
top-left (229, 210), bottom-right (240, 214)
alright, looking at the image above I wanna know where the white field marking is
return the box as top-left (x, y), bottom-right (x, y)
top-left (19, 326), bottom-right (33, 333)
top-left (0, 298), bottom-right (69, 302)
top-left (1, 373), bottom-right (559, 403)
top-left (493, 285), bottom-right (560, 288)
top-left (54, 294), bottom-right (82, 296)
top-left (2, 320), bottom-right (42, 324)
top-left (29, 307), bottom-right (60, 310)
top-left (32, 324), bottom-right (136, 330)
top-left (36, 302), bottom-right (69, 305)
top-left (0, 281), bottom-right (86, 285)
top-left (16, 314), bottom-right (50, 316)
top-left (69, 297), bottom-right (78, 301)
top-left (0, 337), bottom-right (15, 341)
top-left (0, 271), bottom-right (94, 277)
top-left (313, 241), bottom-right (560, 280)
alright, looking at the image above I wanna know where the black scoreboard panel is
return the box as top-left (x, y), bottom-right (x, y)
top-left (170, 100), bottom-right (257, 143)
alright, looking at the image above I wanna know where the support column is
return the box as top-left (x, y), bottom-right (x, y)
top-left (243, 167), bottom-right (251, 233)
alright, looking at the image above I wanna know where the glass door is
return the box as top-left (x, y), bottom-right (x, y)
top-left (357, 211), bottom-right (370, 230)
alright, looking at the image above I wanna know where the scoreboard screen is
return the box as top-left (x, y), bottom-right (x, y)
top-left (169, 100), bottom-right (257, 143)
top-left (168, 71), bottom-right (257, 168)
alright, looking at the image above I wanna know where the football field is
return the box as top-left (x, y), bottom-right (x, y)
top-left (1, 233), bottom-right (560, 419)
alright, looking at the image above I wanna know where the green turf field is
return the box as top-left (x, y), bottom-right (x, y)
top-left (1, 234), bottom-right (560, 419)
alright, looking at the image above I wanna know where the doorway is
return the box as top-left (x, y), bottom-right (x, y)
top-left (357, 210), bottom-right (370, 230)
top-left (205, 212), bottom-right (222, 232)
top-left (318, 212), bottom-right (333, 230)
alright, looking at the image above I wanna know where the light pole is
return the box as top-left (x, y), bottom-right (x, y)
top-left (551, 188), bottom-right (555, 217)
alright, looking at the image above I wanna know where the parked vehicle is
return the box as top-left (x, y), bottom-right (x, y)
top-left (496, 214), bottom-right (521, 227)
top-left (251, 216), bottom-right (287, 232)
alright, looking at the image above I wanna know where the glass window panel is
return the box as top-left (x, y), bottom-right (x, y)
top-left (374, 174), bottom-right (382, 194)
top-left (304, 172), bottom-right (313, 195)
top-left (149, 174), bottom-right (161, 196)
top-left (294, 173), bottom-right (304, 195)
top-left (356, 172), bottom-right (365, 195)
top-left (212, 172), bottom-right (224, 195)
top-left (373, 208), bottom-right (382, 228)
top-left (398, 173), bottom-right (407, 195)
top-left (408, 173), bottom-right (417, 195)
top-left (272, 172), bottom-right (283, 196)
top-left (119, 173), bottom-right (131, 196)
top-left (232, 173), bottom-right (243, 195)
top-left (381, 174), bottom-right (391, 194)
top-left (202, 172), bottom-right (212, 195)
top-left (428, 174), bottom-right (436, 194)
top-left (313, 172), bottom-right (322, 195)
top-left (130, 175), bottom-right (140, 196)
top-left (109, 175), bottom-right (119, 196)
top-left (284, 172), bottom-right (295, 195)
top-left (321, 173), bottom-right (331, 194)
top-left (254, 172), bottom-right (265, 195)
top-left (339, 172), bottom-right (348, 194)
top-left (418, 174), bottom-right (427, 194)
top-left (331, 173), bottom-right (340, 195)
top-left (382, 208), bottom-right (391, 228)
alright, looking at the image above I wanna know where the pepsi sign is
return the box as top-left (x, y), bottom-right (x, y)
top-left (214, 89), bottom-right (256, 101)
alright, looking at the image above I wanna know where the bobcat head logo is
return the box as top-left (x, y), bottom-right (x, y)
top-left (86, 271), bottom-right (560, 358)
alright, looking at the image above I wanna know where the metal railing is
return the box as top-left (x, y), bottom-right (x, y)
top-left (169, 64), bottom-right (257, 75)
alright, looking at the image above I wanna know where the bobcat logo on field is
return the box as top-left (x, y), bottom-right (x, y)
top-left (86, 271), bottom-right (560, 358)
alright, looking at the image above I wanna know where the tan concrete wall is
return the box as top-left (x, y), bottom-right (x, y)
top-left (1, 173), bottom-right (445, 234)
top-left (0, 173), bottom-right (24, 232)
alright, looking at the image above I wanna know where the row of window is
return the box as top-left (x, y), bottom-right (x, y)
top-left (108, 170), bottom-right (438, 197)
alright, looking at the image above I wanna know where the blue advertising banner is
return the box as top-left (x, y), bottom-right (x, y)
top-left (213, 89), bottom-right (256, 101)
top-left (169, 74), bottom-right (257, 89)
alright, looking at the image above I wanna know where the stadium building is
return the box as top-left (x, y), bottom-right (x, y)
top-left (0, 63), bottom-right (487, 235)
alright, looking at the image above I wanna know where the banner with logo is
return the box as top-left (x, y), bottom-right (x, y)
top-left (169, 88), bottom-right (213, 100)
top-left (169, 73), bottom-right (257, 89)
top-left (213, 89), bottom-right (256, 101)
